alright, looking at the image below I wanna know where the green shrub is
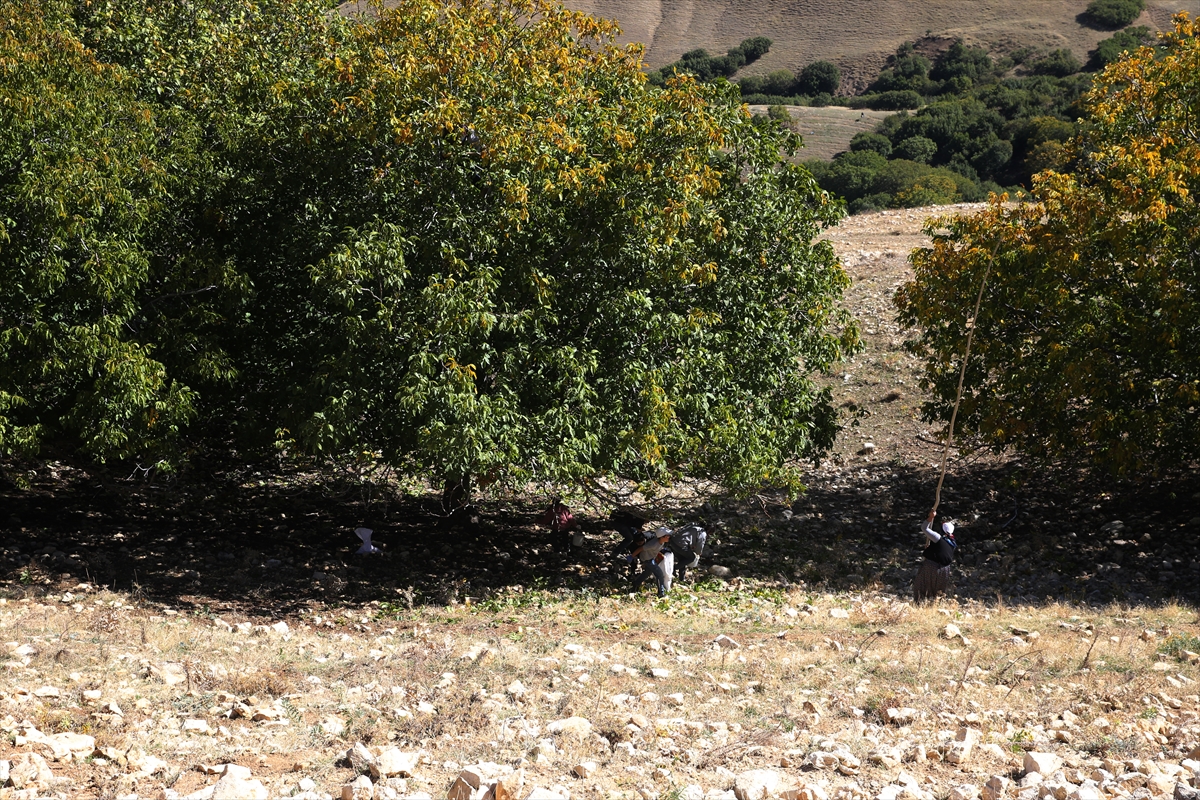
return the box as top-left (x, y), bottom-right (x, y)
top-left (1032, 49), bottom-right (1082, 77)
top-left (1084, 0), bottom-right (1145, 29)
top-left (931, 40), bottom-right (993, 82)
top-left (894, 174), bottom-right (959, 207)
top-left (850, 132), bottom-right (893, 157)
top-left (767, 105), bottom-right (793, 124)
top-left (737, 36), bottom-right (773, 62)
top-left (846, 90), bottom-right (923, 110)
top-left (798, 61), bottom-right (841, 95)
top-left (893, 135), bottom-right (937, 163)
top-left (738, 75), bottom-right (765, 95)
top-left (1088, 26), bottom-right (1153, 69)
top-left (871, 43), bottom-right (932, 93)
top-left (763, 69), bottom-right (797, 95)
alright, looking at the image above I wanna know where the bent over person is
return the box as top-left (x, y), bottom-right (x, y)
top-left (914, 510), bottom-right (956, 603)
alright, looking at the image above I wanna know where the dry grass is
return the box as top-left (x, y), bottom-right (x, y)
top-left (569, 0), bottom-right (1200, 92)
top-left (745, 106), bottom-right (893, 161)
top-left (3, 583), bottom-right (1198, 798)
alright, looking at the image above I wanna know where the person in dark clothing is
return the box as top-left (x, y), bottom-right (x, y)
top-left (537, 498), bottom-right (579, 554)
top-left (914, 510), bottom-right (956, 603)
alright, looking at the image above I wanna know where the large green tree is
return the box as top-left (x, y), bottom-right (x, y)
top-left (895, 15), bottom-right (1200, 475)
top-left (4, 0), bottom-right (859, 495)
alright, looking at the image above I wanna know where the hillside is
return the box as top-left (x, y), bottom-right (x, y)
top-left (566, 0), bottom-right (1200, 92)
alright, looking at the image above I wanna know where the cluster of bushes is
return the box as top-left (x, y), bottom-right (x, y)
top-left (805, 149), bottom-right (999, 213)
top-left (799, 30), bottom-right (1169, 211)
top-left (1088, 26), bottom-right (1154, 68)
top-left (647, 36), bottom-right (772, 85)
top-left (1084, 0), bottom-right (1145, 29)
top-left (737, 60), bottom-right (841, 102)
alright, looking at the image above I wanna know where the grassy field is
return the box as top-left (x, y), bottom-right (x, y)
top-left (746, 106), bottom-right (893, 161)
top-left (568, 0), bottom-right (1200, 92)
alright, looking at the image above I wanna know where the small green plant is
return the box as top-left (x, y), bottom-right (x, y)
top-left (19, 569), bottom-right (31, 585)
top-left (1158, 633), bottom-right (1200, 661)
top-left (1008, 728), bottom-right (1034, 752)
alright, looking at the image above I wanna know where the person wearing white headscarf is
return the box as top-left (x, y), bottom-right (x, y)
top-left (914, 510), bottom-right (957, 602)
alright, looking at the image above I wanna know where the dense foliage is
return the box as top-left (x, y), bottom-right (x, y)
top-left (0, 0), bottom-right (859, 496)
top-left (895, 14), bottom-right (1200, 476)
top-left (738, 61), bottom-right (842, 106)
top-left (1085, 0), bottom-right (1146, 29)
top-left (648, 37), bottom-right (772, 85)
top-left (803, 36), bottom-right (1115, 211)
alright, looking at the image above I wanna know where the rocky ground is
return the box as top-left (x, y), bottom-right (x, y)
top-left (1, 204), bottom-right (1199, 799)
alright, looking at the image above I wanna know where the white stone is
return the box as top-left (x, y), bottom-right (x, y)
top-left (373, 749), bottom-right (418, 778)
top-left (715, 635), bottom-right (741, 649)
top-left (1024, 754), bottom-right (1063, 777)
top-left (651, 668), bottom-right (670, 678)
top-left (508, 680), bottom-right (528, 698)
top-left (32, 686), bottom-right (61, 698)
top-left (572, 762), bottom-right (598, 778)
top-left (182, 719), bottom-right (211, 734)
top-left (546, 717), bottom-right (593, 740)
top-left (735, 770), bottom-right (790, 800)
top-left (342, 775), bottom-right (375, 800)
top-left (950, 787), bottom-right (979, 800)
top-left (830, 608), bottom-right (850, 619)
top-left (886, 707), bottom-right (917, 725)
top-left (39, 731), bottom-right (95, 762)
top-left (320, 715), bottom-right (347, 736)
top-left (213, 774), bottom-right (269, 800)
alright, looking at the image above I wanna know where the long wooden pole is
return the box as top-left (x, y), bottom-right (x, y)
top-left (931, 239), bottom-right (1001, 516)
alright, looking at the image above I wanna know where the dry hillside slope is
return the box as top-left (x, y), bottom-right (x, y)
top-left (567, 0), bottom-right (1200, 90)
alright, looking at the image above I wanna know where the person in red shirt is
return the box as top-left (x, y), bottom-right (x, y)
top-left (537, 497), bottom-right (579, 554)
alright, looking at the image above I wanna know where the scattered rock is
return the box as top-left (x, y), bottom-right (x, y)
top-left (949, 787), bottom-right (979, 800)
top-left (8, 752), bottom-right (54, 790)
top-left (735, 770), bottom-right (793, 800)
top-left (983, 776), bottom-right (1011, 800)
top-left (213, 772), bottom-right (269, 800)
top-left (1023, 753), bottom-right (1063, 777)
top-left (830, 608), bottom-right (850, 619)
top-left (349, 741), bottom-right (376, 774)
top-left (342, 774), bottom-right (375, 800)
top-left (150, 661), bottom-right (188, 685)
top-left (546, 717), bottom-right (593, 740)
top-left (886, 707), bottom-right (917, 725)
top-left (572, 762), bottom-right (597, 778)
top-left (373, 749), bottom-right (419, 779)
top-left (715, 635), bottom-right (741, 649)
top-left (946, 728), bottom-right (980, 765)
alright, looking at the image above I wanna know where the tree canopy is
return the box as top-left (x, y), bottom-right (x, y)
top-left (0, 0), bottom-right (858, 495)
top-left (895, 14), bottom-right (1200, 475)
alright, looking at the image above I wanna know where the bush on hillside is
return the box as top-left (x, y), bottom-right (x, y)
top-left (1084, 0), bottom-right (1145, 29)
top-left (798, 61), bottom-right (841, 95)
top-left (1088, 26), bottom-right (1153, 69)
top-left (870, 43), bottom-right (932, 94)
top-left (1031, 49), bottom-right (1082, 77)
top-left (653, 36), bottom-right (774, 85)
top-left (844, 90), bottom-right (923, 110)
top-left (930, 40), bottom-right (993, 82)
top-left (893, 135), bottom-right (937, 163)
top-left (850, 132), bottom-right (892, 157)
top-left (895, 14), bottom-right (1200, 476)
